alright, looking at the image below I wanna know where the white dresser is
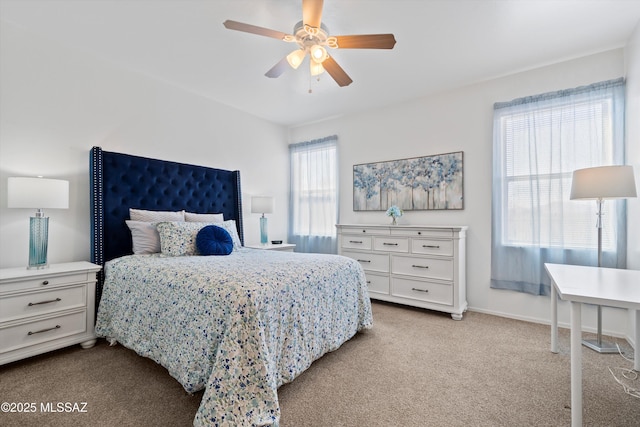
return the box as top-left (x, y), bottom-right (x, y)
top-left (337, 224), bottom-right (467, 320)
top-left (0, 261), bottom-right (102, 365)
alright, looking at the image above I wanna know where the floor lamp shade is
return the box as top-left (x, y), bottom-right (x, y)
top-left (251, 196), bottom-right (274, 244)
top-left (569, 165), bottom-right (637, 353)
top-left (7, 177), bottom-right (70, 269)
top-left (570, 165), bottom-right (637, 200)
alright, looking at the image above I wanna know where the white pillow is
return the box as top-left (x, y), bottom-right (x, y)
top-left (157, 220), bottom-right (243, 257)
top-left (129, 208), bottom-right (185, 222)
top-left (185, 212), bottom-right (224, 223)
top-left (126, 220), bottom-right (161, 254)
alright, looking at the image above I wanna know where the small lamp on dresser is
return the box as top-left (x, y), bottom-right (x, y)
top-left (251, 196), bottom-right (274, 245)
top-left (7, 177), bottom-right (69, 269)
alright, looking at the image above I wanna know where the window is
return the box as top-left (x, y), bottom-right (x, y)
top-left (491, 78), bottom-right (626, 295)
top-left (288, 135), bottom-right (338, 253)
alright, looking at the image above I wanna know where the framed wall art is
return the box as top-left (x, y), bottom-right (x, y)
top-left (353, 151), bottom-right (463, 211)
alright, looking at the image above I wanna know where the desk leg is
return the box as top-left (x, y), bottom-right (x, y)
top-left (551, 284), bottom-right (558, 353)
top-left (635, 310), bottom-right (640, 372)
top-left (570, 301), bottom-right (582, 427)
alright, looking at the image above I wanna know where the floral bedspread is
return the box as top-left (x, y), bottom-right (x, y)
top-left (95, 248), bottom-right (372, 426)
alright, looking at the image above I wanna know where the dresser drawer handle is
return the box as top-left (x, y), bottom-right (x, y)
top-left (349, 240), bottom-right (363, 244)
top-left (383, 243), bottom-right (398, 246)
top-left (423, 245), bottom-right (440, 249)
top-left (366, 280), bottom-right (371, 284)
top-left (411, 288), bottom-right (429, 293)
top-left (28, 298), bottom-right (62, 306)
top-left (42, 280), bottom-right (49, 285)
top-left (357, 259), bottom-right (371, 263)
top-left (412, 265), bottom-right (429, 269)
top-left (27, 325), bottom-right (61, 335)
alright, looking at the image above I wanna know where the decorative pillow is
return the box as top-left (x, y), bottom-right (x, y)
top-left (130, 208), bottom-right (185, 222)
top-left (196, 225), bottom-right (233, 256)
top-left (185, 212), bottom-right (224, 223)
top-left (126, 220), bottom-right (161, 254)
top-left (216, 220), bottom-right (243, 251)
top-left (157, 220), bottom-right (243, 256)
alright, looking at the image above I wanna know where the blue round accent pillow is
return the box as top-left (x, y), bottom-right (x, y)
top-left (196, 225), bottom-right (233, 256)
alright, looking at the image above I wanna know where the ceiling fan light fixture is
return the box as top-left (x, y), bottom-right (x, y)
top-left (310, 45), bottom-right (327, 64)
top-left (286, 49), bottom-right (306, 69)
top-left (310, 60), bottom-right (325, 76)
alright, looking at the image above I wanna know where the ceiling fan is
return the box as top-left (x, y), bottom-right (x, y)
top-left (223, 0), bottom-right (396, 87)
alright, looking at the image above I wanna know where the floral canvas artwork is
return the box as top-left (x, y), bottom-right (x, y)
top-left (353, 151), bottom-right (463, 211)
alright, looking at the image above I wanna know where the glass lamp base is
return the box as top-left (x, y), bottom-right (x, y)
top-left (28, 216), bottom-right (49, 269)
top-left (260, 216), bottom-right (268, 244)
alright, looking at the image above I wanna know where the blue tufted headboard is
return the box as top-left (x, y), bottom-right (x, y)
top-left (90, 147), bottom-right (244, 304)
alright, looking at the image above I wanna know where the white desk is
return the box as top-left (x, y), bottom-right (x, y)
top-left (545, 263), bottom-right (640, 427)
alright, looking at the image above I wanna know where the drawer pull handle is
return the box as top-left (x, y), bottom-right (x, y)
top-left (28, 325), bottom-right (61, 335)
top-left (423, 245), bottom-right (440, 249)
top-left (411, 288), bottom-right (429, 293)
top-left (357, 259), bottom-right (371, 263)
top-left (366, 281), bottom-right (371, 284)
top-left (412, 265), bottom-right (429, 269)
top-left (349, 240), bottom-right (363, 244)
top-left (42, 280), bottom-right (49, 285)
top-left (383, 243), bottom-right (398, 246)
top-left (28, 298), bottom-right (62, 306)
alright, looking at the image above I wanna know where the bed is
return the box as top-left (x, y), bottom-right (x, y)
top-left (89, 147), bottom-right (372, 426)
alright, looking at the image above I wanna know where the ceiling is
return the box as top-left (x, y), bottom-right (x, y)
top-left (1, 0), bottom-right (640, 127)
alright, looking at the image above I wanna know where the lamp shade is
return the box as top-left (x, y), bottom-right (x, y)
top-left (251, 196), bottom-right (274, 214)
top-left (7, 177), bottom-right (69, 209)
top-left (570, 165), bottom-right (637, 200)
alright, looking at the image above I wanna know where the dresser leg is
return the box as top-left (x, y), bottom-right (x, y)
top-left (451, 313), bottom-right (463, 321)
top-left (80, 339), bottom-right (97, 349)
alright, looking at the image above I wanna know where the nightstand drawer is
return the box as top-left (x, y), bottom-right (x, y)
top-left (1, 273), bottom-right (88, 293)
top-left (391, 277), bottom-right (453, 305)
top-left (0, 311), bottom-right (87, 354)
top-left (0, 285), bottom-right (86, 321)
top-left (392, 255), bottom-right (453, 281)
top-left (342, 251), bottom-right (389, 273)
top-left (411, 238), bottom-right (454, 256)
top-left (341, 236), bottom-right (372, 250)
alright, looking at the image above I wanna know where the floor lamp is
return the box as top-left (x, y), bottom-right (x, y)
top-left (570, 165), bottom-right (637, 353)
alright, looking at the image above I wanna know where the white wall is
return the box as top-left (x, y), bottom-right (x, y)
top-left (625, 21), bottom-right (640, 343)
top-left (289, 49), bottom-right (632, 334)
top-left (0, 21), bottom-right (289, 269)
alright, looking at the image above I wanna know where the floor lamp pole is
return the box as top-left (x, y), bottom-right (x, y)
top-left (582, 199), bottom-right (617, 353)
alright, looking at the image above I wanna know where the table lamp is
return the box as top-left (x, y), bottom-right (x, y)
top-left (7, 177), bottom-right (70, 269)
top-left (570, 165), bottom-right (637, 353)
top-left (251, 196), bottom-right (274, 244)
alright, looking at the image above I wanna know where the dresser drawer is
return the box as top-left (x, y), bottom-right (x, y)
top-left (340, 227), bottom-right (390, 236)
top-left (342, 251), bottom-right (389, 273)
top-left (0, 285), bottom-right (86, 322)
top-left (391, 255), bottom-right (453, 281)
top-left (373, 237), bottom-right (409, 253)
top-left (391, 277), bottom-right (453, 305)
top-left (365, 273), bottom-right (389, 295)
top-left (0, 273), bottom-right (89, 293)
top-left (411, 238), bottom-right (454, 256)
top-left (0, 311), bottom-right (87, 354)
top-left (341, 235), bottom-right (373, 250)
top-left (390, 228), bottom-right (453, 238)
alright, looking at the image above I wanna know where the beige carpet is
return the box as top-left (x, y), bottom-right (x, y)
top-left (1, 301), bottom-right (639, 426)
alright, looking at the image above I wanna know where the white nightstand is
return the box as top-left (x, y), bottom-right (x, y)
top-left (0, 261), bottom-right (101, 365)
top-left (245, 243), bottom-right (296, 252)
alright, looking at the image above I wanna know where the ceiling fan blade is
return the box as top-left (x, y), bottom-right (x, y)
top-left (302, 0), bottom-right (323, 28)
top-left (334, 34), bottom-right (397, 49)
top-left (322, 56), bottom-right (353, 87)
top-left (265, 57), bottom-right (291, 78)
top-left (223, 20), bottom-right (291, 41)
